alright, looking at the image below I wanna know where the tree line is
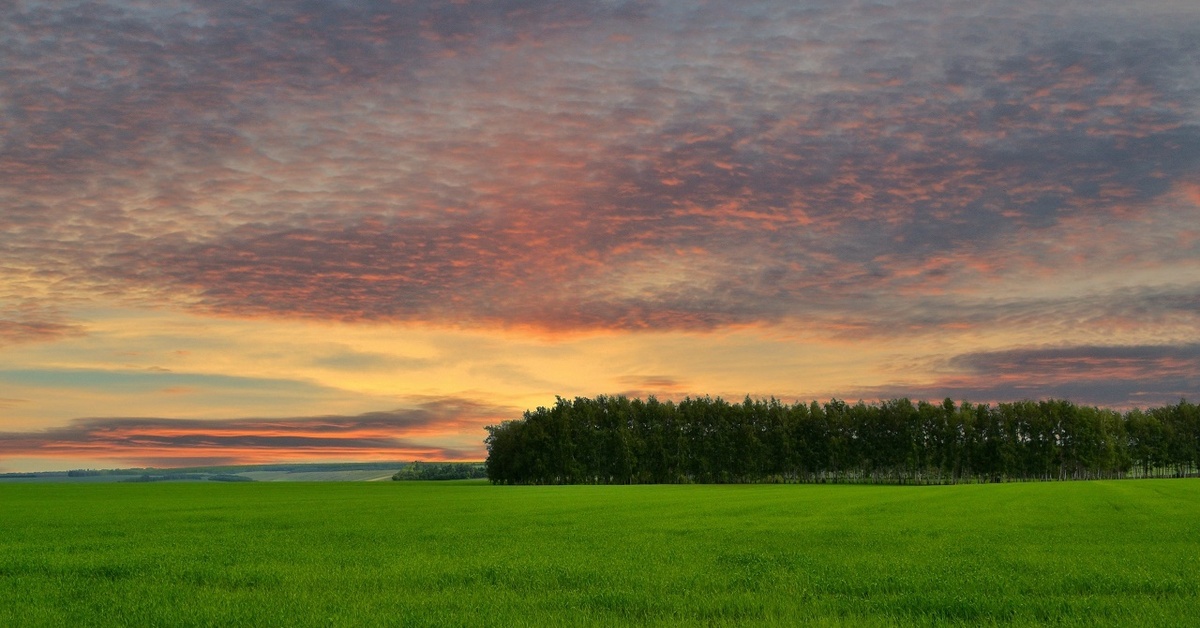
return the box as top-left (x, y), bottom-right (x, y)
top-left (391, 461), bottom-right (488, 481)
top-left (484, 395), bottom-right (1200, 484)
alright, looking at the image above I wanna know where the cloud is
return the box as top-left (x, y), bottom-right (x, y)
top-left (311, 348), bottom-right (434, 372)
top-left (859, 344), bottom-right (1200, 408)
top-left (950, 344), bottom-right (1200, 382)
top-left (0, 0), bottom-right (641, 186)
top-left (0, 397), bottom-right (515, 467)
top-left (0, 302), bottom-right (86, 346)
top-left (0, 318), bottom-right (84, 346)
top-left (615, 375), bottom-right (691, 399)
top-left (0, 368), bottom-right (326, 395)
top-left (1, 0), bottom-right (1198, 339)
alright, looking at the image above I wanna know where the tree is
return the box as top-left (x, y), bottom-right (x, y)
top-left (484, 395), bottom-right (1194, 485)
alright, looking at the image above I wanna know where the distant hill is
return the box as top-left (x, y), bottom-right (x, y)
top-left (0, 461), bottom-right (486, 483)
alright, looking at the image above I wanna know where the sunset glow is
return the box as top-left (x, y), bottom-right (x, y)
top-left (2, 0), bottom-right (1199, 471)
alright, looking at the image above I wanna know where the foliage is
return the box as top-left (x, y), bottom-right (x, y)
top-left (486, 395), bottom-right (1200, 484)
top-left (1, 481), bottom-right (1197, 626)
top-left (67, 469), bottom-right (106, 477)
top-left (208, 474), bottom-right (254, 482)
top-left (119, 474), bottom-right (208, 483)
top-left (391, 461), bottom-right (488, 481)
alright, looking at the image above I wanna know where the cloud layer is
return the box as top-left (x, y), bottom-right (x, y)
top-left (3, 1), bottom-right (1197, 332)
top-left (0, 398), bottom-right (511, 467)
top-left (2, 1), bottom-right (1199, 468)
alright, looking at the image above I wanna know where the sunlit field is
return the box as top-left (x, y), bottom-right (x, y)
top-left (2, 481), bottom-right (1197, 626)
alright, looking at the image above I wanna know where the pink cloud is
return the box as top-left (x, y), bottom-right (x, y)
top-left (0, 399), bottom-right (515, 467)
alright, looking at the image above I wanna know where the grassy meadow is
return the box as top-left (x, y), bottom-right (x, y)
top-left (1, 480), bottom-right (1197, 626)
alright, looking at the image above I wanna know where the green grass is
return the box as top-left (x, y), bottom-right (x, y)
top-left (1, 481), bottom-right (1197, 626)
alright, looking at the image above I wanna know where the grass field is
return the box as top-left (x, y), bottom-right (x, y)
top-left (1, 480), bottom-right (1197, 626)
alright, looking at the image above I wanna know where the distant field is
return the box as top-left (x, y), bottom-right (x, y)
top-left (0, 467), bottom-right (403, 483)
top-left (1, 481), bottom-right (1197, 626)
top-left (0, 461), bottom-right (483, 483)
top-left (236, 469), bottom-right (399, 482)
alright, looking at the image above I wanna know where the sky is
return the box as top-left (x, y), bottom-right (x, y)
top-left (2, 0), bottom-right (1199, 472)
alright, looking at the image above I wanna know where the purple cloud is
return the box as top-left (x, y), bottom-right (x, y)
top-left (0, 397), bottom-right (515, 467)
top-left (1, 1), bottom-right (1198, 403)
top-left (857, 344), bottom-right (1200, 408)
